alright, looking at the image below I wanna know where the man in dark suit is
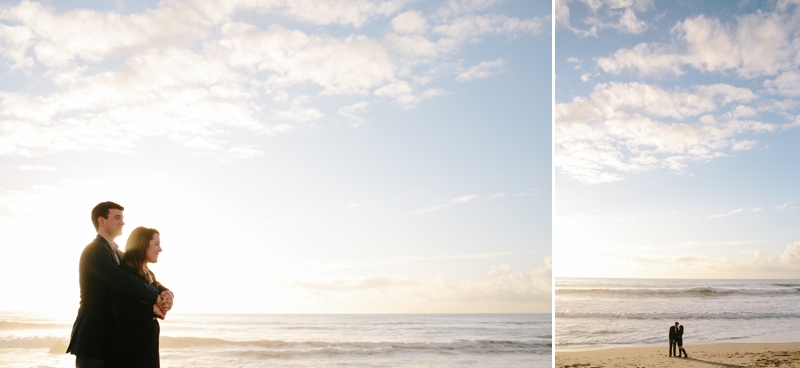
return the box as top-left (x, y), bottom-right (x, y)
top-left (67, 201), bottom-right (174, 367)
top-left (668, 321), bottom-right (679, 357)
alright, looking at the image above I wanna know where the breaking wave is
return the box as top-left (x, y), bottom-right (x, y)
top-left (556, 286), bottom-right (800, 297)
top-left (0, 336), bottom-right (550, 356)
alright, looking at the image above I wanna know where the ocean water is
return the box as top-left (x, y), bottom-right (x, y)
top-left (0, 312), bottom-right (550, 367)
top-left (556, 278), bottom-right (800, 349)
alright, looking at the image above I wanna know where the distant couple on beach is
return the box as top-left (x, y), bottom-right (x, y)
top-left (66, 201), bottom-right (174, 367)
top-left (669, 322), bottom-right (688, 358)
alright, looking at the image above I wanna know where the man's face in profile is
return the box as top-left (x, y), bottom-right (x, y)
top-left (101, 209), bottom-right (125, 238)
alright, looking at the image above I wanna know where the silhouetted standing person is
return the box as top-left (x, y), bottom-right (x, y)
top-left (668, 322), bottom-right (679, 357)
top-left (677, 324), bottom-right (688, 358)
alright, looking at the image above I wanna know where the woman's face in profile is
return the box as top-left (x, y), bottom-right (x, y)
top-left (146, 233), bottom-right (162, 263)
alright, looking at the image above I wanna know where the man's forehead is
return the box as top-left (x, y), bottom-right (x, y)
top-left (108, 209), bottom-right (124, 217)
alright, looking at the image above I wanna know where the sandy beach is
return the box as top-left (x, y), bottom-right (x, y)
top-left (556, 342), bottom-right (800, 368)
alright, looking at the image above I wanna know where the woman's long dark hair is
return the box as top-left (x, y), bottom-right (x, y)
top-left (122, 226), bottom-right (159, 284)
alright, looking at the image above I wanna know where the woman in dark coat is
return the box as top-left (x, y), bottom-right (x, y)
top-left (677, 324), bottom-right (688, 358)
top-left (107, 227), bottom-right (169, 368)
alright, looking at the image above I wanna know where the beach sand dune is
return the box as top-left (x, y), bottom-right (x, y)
top-left (556, 342), bottom-right (800, 368)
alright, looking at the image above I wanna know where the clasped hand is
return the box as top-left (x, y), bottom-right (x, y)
top-left (153, 291), bottom-right (175, 319)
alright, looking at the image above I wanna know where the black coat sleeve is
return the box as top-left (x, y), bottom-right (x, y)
top-left (154, 279), bottom-right (170, 294)
top-left (111, 268), bottom-right (159, 323)
top-left (84, 245), bottom-right (159, 305)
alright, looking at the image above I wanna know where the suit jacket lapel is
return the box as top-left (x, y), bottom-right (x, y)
top-left (96, 234), bottom-right (120, 265)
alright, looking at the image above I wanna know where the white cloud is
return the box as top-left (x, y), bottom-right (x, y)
top-left (556, 82), bottom-right (776, 184)
top-left (0, 23), bottom-right (34, 69)
top-left (422, 257), bottom-right (551, 303)
top-left (290, 250), bottom-right (539, 271)
top-left (596, 5), bottom-right (800, 80)
top-left (456, 57), bottom-right (505, 81)
top-left (228, 146), bottom-right (263, 159)
top-left (558, 0), bottom-right (653, 37)
top-left (0, 47), bottom-right (271, 157)
top-left (390, 10), bottom-right (429, 34)
top-left (0, 0), bottom-right (539, 158)
top-left (420, 88), bottom-right (446, 99)
top-left (338, 101), bottom-right (370, 128)
top-left (18, 165), bottom-right (54, 171)
top-left (713, 242), bottom-right (800, 273)
top-left (608, 242), bottom-right (800, 275)
top-left (243, 0), bottom-right (412, 28)
top-left (432, 14), bottom-right (548, 43)
top-left (296, 275), bottom-right (416, 291)
top-left (514, 188), bottom-right (540, 197)
top-left (271, 94), bottom-right (324, 122)
top-left (384, 12), bottom-right (546, 66)
top-left (384, 33), bottom-right (439, 60)
top-left (271, 107), bottom-right (324, 122)
top-left (0, 0), bottom-right (207, 67)
top-left (374, 80), bottom-right (419, 110)
top-left (219, 23), bottom-right (395, 95)
top-left (774, 202), bottom-right (792, 211)
top-left (596, 43), bottom-right (685, 78)
top-left (374, 80), bottom-right (413, 98)
top-left (272, 91), bottom-right (289, 104)
top-left (295, 256), bottom-right (552, 304)
top-left (436, 0), bottom-right (504, 19)
top-left (411, 193), bottom-right (480, 214)
top-left (764, 71), bottom-right (800, 97)
top-left (709, 208), bottom-right (745, 219)
top-left (489, 192), bottom-right (505, 198)
top-left (722, 105), bottom-right (758, 120)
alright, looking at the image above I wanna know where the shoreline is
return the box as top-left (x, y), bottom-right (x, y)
top-left (556, 342), bottom-right (800, 368)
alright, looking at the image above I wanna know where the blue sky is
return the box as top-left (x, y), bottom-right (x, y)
top-left (0, 0), bottom-right (551, 313)
top-left (555, 0), bottom-right (800, 278)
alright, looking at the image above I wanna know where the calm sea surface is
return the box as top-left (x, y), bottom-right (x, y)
top-left (0, 312), bottom-right (550, 367)
top-left (556, 278), bottom-right (800, 349)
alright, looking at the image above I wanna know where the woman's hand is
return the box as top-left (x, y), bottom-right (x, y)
top-left (153, 304), bottom-right (166, 319)
top-left (158, 291), bottom-right (174, 312)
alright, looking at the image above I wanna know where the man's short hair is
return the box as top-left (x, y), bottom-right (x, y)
top-left (675, 322), bottom-right (679, 325)
top-left (91, 201), bottom-right (124, 230)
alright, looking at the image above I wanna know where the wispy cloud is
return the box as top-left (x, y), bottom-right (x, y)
top-left (671, 240), bottom-right (770, 248)
top-left (456, 58), bottom-right (506, 82)
top-left (557, 0), bottom-right (653, 38)
top-left (296, 275), bottom-right (416, 291)
top-left (514, 188), bottom-right (540, 197)
top-left (411, 193), bottom-right (480, 214)
top-left (594, 3), bottom-right (800, 80)
top-left (556, 82), bottom-right (774, 184)
top-left (18, 165), bottom-right (55, 171)
top-left (287, 250), bottom-right (539, 271)
top-left (774, 202), bottom-right (793, 211)
top-left (709, 208), bottom-right (746, 219)
top-left (706, 206), bottom-right (766, 219)
top-left (338, 101), bottom-right (370, 128)
top-left (0, 0), bottom-right (546, 159)
top-left (293, 256), bottom-right (552, 304)
top-left (608, 242), bottom-right (800, 274)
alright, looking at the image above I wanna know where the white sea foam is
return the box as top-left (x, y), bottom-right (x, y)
top-left (556, 278), bottom-right (800, 347)
top-left (0, 313), bottom-right (550, 367)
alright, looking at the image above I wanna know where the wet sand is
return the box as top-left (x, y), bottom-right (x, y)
top-left (556, 342), bottom-right (800, 368)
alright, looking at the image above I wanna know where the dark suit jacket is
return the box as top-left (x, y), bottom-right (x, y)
top-left (669, 326), bottom-right (678, 340)
top-left (107, 264), bottom-right (162, 368)
top-left (66, 235), bottom-right (163, 359)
